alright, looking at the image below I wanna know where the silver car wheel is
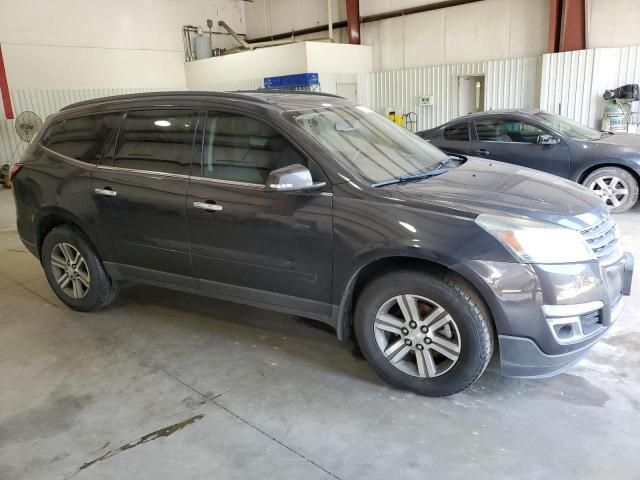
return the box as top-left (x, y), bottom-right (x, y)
top-left (50, 242), bottom-right (91, 299)
top-left (589, 175), bottom-right (630, 209)
top-left (373, 294), bottom-right (462, 378)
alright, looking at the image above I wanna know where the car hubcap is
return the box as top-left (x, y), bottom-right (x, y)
top-left (50, 243), bottom-right (90, 299)
top-left (373, 294), bottom-right (461, 378)
top-left (589, 176), bottom-right (629, 209)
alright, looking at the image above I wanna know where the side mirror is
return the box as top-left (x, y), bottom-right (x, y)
top-left (537, 134), bottom-right (560, 145)
top-left (264, 164), bottom-right (326, 193)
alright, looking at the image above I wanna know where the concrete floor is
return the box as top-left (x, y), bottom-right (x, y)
top-left (0, 188), bottom-right (639, 480)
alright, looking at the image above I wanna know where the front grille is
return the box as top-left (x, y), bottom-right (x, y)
top-left (580, 216), bottom-right (621, 265)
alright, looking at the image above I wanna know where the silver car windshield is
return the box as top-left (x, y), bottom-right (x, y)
top-left (534, 112), bottom-right (601, 141)
top-left (287, 105), bottom-right (449, 185)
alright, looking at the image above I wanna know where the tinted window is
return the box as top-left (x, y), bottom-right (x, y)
top-left (41, 113), bottom-right (121, 163)
top-left (112, 110), bottom-right (196, 174)
top-left (443, 123), bottom-right (469, 141)
top-left (202, 113), bottom-right (305, 184)
top-left (475, 119), bottom-right (545, 143)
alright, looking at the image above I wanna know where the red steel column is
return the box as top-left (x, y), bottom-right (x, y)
top-left (548, 0), bottom-right (562, 53)
top-left (0, 43), bottom-right (14, 120)
top-left (559, 0), bottom-right (586, 52)
top-left (346, 0), bottom-right (361, 45)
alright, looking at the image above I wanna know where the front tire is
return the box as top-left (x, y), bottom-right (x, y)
top-left (582, 167), bottom-right (639, 213)
top-left (354, 270), bottom-right (494, 397)
top-left (42, 225), bottom-right (118, 311)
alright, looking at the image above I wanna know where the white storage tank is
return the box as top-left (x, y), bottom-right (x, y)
top-left (194, 35), bottom-right (212, 60)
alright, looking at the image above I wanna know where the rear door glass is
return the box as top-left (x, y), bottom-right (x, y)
top-left (443, 123), bottom-right (470, 141)
top-left (112, 110), bottom-right (197, 175)
top-left (41, 113), bottom-right (122, 164)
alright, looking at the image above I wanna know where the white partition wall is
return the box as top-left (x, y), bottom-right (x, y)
top-left (541, 45), bottom-right (640, 129)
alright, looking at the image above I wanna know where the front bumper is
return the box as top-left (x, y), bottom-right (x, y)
top-left (457, 251), bottom-right (634, 378)
top-left (499, 293), bottom-right (626, 377)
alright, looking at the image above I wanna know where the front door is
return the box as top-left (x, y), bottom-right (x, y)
top-left (469, 117), bottom-right (571, 178)
top-left (186, 111), bottom-right (333, 319)
top-left (92, 109), bottom-right (197, 286)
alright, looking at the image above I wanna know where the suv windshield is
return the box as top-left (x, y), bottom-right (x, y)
top-left (534, 112), bottom-right (602, 141)
top-left (287, 105), bottom-right (451, 185)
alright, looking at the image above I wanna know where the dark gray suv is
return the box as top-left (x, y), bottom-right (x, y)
top-left (10, 91), bottom-right (634, 396)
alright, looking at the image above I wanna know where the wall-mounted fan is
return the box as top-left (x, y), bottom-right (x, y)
top-left (15, 111), bottom-right (43, 143)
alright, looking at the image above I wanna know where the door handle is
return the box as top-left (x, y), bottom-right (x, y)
top-left (474, 149), bottom-right (490, 156)
top-left (94, 187), bottom-right (117, 197)
top-left (193, 201), bottom-right (223, 212)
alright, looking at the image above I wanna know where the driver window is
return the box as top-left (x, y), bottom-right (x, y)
top-left (475, 119), bottom-right (545, 143)
top-left (202, 113), bottom-right (306, 184)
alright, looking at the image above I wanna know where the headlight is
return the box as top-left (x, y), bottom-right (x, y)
top-left (476, 214), bottom-right (595, 264)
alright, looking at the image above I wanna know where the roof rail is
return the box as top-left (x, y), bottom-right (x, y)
top-left (59, 90), bottom-right (272, 112)
top-left (60, 89), bottom-right (345, 112)
top-left (235, 89), bottom-right (346, 99)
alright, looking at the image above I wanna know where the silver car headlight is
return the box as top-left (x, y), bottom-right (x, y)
top-left (476, 214), bottom-right (595, 264)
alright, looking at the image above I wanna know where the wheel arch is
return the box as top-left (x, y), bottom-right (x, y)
top-left (576, 162), bottom-right (640, 187)
top-left (35, 208), bottom-right (105, 262)
top-left (334, 256), bottom-right (495, 343)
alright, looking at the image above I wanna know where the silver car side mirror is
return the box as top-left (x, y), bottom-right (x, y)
top-left (537, 134), bottom-right (560, 145)
top-left (264, 164), bottom-right (326, 192)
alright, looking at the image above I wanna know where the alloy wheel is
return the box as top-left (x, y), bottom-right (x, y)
top-left (50, 242), bottom-right (91, 299)
top-left (589, 175), bottom-right (629, 209)
top-left (373, 294), bottom-right (461, 378)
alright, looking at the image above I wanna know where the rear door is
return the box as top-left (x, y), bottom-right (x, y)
top-left (92, 109), bottom-right (197, 286)
top-left (421, 122), bottom-right (471, 156)
top-left (439, 122), bottom-right (472, 156)
top-left (186, 110), bottom-right (333, 318)
top-left (468, 116), bottom-right (571, 177)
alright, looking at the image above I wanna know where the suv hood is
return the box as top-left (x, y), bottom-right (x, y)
top-left (390, 158), bottom-right (608, 230)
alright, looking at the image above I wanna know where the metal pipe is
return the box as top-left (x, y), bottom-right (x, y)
top-left (360, 0), bottom-right (484, 23)
top-left (247, 21), bottom-right (347, 44)
top-left (218, 21), bottom-right (253, 50)
top-left (327, 0), bottom-right (333, 42)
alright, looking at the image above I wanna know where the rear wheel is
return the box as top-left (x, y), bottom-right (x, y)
top-left (42, 226), bottom-right (119, 311)
top-left (582, 167), bottom-right (639, 213)
top-left (354, 270), bottom-right (494, 396)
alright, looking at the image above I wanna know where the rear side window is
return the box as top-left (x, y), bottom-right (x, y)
top-left (443, 123), bottom-right (470, 141)
top-left (41, 113), bottom-right (122, 164)
top-left (112, 110), bottom-right (197, 174)
top-left (201, 112), bottom-right (306, 184)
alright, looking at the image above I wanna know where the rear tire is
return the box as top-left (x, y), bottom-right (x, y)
top-left (354, 270), bottom-right (494, 397)
top-left (582, 167), bottom-right (639, 214)
top-left (42, 225), bottom-right (119, 311)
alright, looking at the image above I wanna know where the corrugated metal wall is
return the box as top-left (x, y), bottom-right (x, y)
top-left (540, 44), bottom-right (640, 129)
top-left (358, 56), bottom-right (541, 132)
top-left (1, 55), bottom-right (541, 164)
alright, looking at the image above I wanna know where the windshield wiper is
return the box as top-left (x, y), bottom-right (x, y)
top-left (372, 156), bottom-right (459, 187)
top-left (372, 167), bottom-right (451, 187)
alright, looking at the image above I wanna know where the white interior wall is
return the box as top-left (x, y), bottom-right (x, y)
top-left (0, 0), bottom-right (245, 90)
top-left (245, 0), bottom-right (549, 71)
top-left (587, 0), bottom-right (640, 49)
top-left (244, 0), bottom-right (345, 40)
top-left (185, 41), bottom-right (372, 88)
